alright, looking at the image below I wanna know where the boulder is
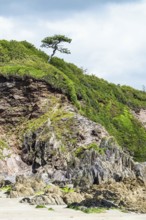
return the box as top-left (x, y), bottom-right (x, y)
top-left (9, 175), bottom-right (46, 198)
top-left (29, 194), bottom-right (65, 205)
top-left (63, 192), bottom-right (84, 204)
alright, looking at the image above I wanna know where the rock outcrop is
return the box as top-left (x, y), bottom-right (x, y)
top-left (21, 104), bottom-right (140, 188)
top-left (0, 75), bottom-right (146, 213)
top-left (0, 75), bottom-right (146, 186)
top-left (0, 75), bottom-right (64, 178)
top-left (9, 175), bottom-right (46, 198)
top-left (72, 179), bottom-right (146, 213)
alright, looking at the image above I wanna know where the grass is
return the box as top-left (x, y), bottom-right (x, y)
top-left (74, 143), bottom-right (105, 158)
top-left (0, 64), bottom-right (78, 105)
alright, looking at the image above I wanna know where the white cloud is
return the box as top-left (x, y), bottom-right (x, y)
top-left (0, 0), bottom-right (146, 89)
top-left (0, 17), bottom-right (14, 39)
top-left (0, 17), bottom-right (35, 40)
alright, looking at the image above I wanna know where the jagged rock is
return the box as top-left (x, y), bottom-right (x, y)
top-left (1, 75), bottom-right (144, 188)
top-left (9, 184), bottom-right (35, 198)
top-left (45, 184), bottom-right (63, 197)
top-left (79, 179), bottom-right (146, 213)
top-left (20, 197), bottom-right (31, 203)
top-left (67, 179), bottom-right (146, 213)
top-left (21, 111), bottom-right (138, 189)
top-left (0, 176), bottom-right (13, 187)
top-left (20, 186), bottom-right (83, 206)
top-left (134, 162), bottom-right (146, 185)
top-left (1, 75), bottom-right (146, 213)
top-left (101, 199), bottom-right (119, 208)
top-left (28, 194), bottom-right (65, 205)
top-left (0, 176), bottom-right (5, 187)
top-left (0, 151), bottom-right (31, 177)
top-left (9, 175), bottom-right (46, 198)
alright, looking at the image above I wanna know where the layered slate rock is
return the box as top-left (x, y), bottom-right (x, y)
top-left (0, 75), bottom-right (146, 187)
top-left (1, 75), bottom-right (146, 213)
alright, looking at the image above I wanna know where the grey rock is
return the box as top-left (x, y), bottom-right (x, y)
top-left (1, 75), bottom-right (146, 193)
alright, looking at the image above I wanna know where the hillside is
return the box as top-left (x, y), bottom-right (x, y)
top-left (0, 40), bottom-right (146, 161)
top-left (1, 40), bottom-right (146, 213)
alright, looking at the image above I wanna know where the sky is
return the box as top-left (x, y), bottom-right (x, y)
top-left (0, 0), bottom-right (146, 89)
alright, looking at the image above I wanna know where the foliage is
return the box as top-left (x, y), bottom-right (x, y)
top-left (19, 106), bottom-right (74, 143)
top-left (0, 139), bottom-right (8, 149)
top-left (61, 186), bottom-right (74, 193)
top-left (74, 143), bottom-right (105, 158)
top-left (0, 139), bottom-right (9, 159)
top-left (35, 191), bottom-right (44, 196)
top-left (0, 64), bottom-right (78, 105)
top-left (0, 40), bottom-right (48, 62)
top-left (0, 185), bottom-right (12, 193)
top-left (41, 35), bottom-right (72, 62)
top-left (1, 40), bottom-right (146, 161)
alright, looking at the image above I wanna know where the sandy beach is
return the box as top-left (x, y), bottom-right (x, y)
top-left (0, 196), bottom-right (146, 220)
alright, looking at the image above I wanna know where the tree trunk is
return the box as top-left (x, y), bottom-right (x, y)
top-left (48, 46), bottom-right (57, 63)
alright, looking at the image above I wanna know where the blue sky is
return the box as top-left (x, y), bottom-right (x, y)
top-left (0, 0), bottom-right (139, 14)
top-left (0, 0), bottom-right (145, 89)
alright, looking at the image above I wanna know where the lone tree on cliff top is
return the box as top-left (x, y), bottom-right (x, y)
top-left (41, 35), bottom-right (72, 62)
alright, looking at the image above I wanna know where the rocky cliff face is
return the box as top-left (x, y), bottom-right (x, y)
top-left (1, 74), bottom-right (146, 213)
top-left (22, 109), bottom-right (137, 188)
top-left (0, 75), bottom-right (146, 188)
top-left (0, 75), bottom-right (58, 178)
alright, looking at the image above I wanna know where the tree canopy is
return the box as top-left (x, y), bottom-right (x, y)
top-left (41, 35), bottom-right (72, 62)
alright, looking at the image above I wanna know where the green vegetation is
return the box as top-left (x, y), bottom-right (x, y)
top-left (75, 143), bottom-right (105, 158)
top-left (35, 205), bottom-right (46, 209)
top-left (61, 186), bottom-right (74, 193)
top-left (83, 207), bottom-right (106, 214)
top-left (48, 207), bottom-right (54, 211)
top-left (35, 191), bottom-right (45, 196)
top-left (0, 139), bottom-right (8, 149)
top-left (0, 185), bottom-right (12, 193)
top-left (44, 185), bottom-right (52, 190)
top-left (1, 39), bottom-right (146, 161)
top-left (67, 204), bottom-right (106, 213)
top-left (41, 35), bottom-right (72, 62)
top-left (0, 139), bottom-right (9, 159)
top-left (19, 105), bottom-right (75, 144)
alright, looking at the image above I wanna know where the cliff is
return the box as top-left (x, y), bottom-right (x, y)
top-left (1, 40), bottom-right (146, 161)
top-left (0, 40), bottom-right (146, 212)
top-left (0, 75), bottom-right (138, 183)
